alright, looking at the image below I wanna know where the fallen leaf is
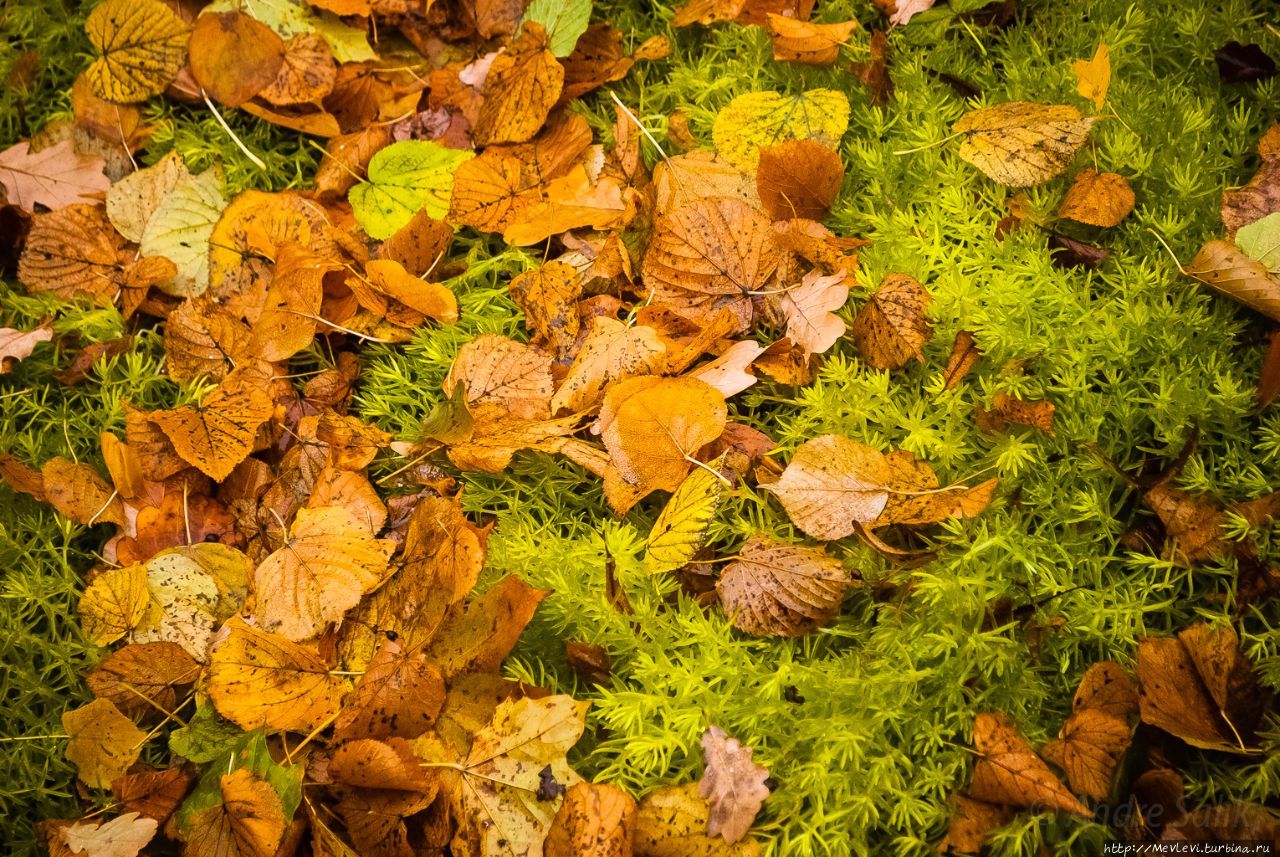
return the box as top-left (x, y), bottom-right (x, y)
top-left (713, 89), bottom-right (851, 172)
top-left (63, 698), bottom-right (147, 789)
top-left (72, 73), bottom-right (148, 151)
top-left (473, 22), bottom-right (565, 146)
top-left (259, 33), bottom-right (336, 105)
top-left (79, 564), bottom-right (148, 646)
top-left (401, 492), bottom-right (491, 604)
top-left (953, 102), bottom-right (1097, 187)
top-left (18, 204), bottom-right (126, 305)
top-left (0, 324), bottom-right (52, 373)
top-left (1048, 231), bottom-right (1111, 269)
top-left (1236, 212), bottom-right (1280, 272)
top-left (766, 434), bottom-right (894, 539)
top-left (85, 0), bottom-right (190, 102)
top-left (509, 260), bottom-right (583, 359)
top-left (60, 812), bottom-right (157, 857)
top-left (937, 795), bottom-right (1015, 855)
top-left (138, 166), bottom-right (227, 297)
top-left (653, 152), bottom-right (760, 213)
top-left (189, 11), bottom-right (285, 107)
top-left (149, 365), bottom-right (274, 481)
top-left (523, 0), bottom-right (593, 58)
top-left (0, 139), bottom-right (109, 212)
top-left (42, 456), bottom-right (126, 527)
top-left (755, 139), bottom-right (844, 221)
top-left (1214, 41), bottom-right (1276, 84)
top-left (850, 273), bottom-right (932, 370)
top-left (206, 616), bottom-right (341, 732)
top-left (598, 376), bottom-right (728, 493)
top-left (333, 638), bottom-right (445, 742)
top-left (852, 30), bottom-right (893, 106)
top-left (375, 208), bottom-right (453, 276)
top-left (425, 575), bottom-right (550, 677)
top-left (634, 783), bottom-right (763, 856)
top-left (1058, 169), bottom-right (1134, 227)
top-left (698, 725), bottom-right (770, 844)
top-left (559, 23), bottom-right (634, 102)
top-left (1041, 708), bottom-right (1131, 802)
top-left (941, 330), bottom-right (981, 390)
top-left (765, 15), bottom-right (857, 66)
top-left (503, 164), bottom-right (633, 246)
top-left (86, 641), bottom-right (201, 719)
top-left (183, 768), bottom-right (286, 857)
top-left (1162, 802), bottom-right (1280, 844)
top-left (551, 316), bottom-right (666, 414)
top-left (445, 333), bottom-right (555, 420)
top-left (207, 189), bottom-right (335, 303)
top-left (1187, 239), bottom-right (1280, 321)
top-left (112, 767), bottom-right (196, 824)
top-left (132, 544), bottom-right (250, 661)
top-left (349, 140), bottom-right (474, 240)
top-left (105, 151), bottom-right (188, 243)
top-left (976, 393), bottom-right (1055, 435)
top-left (968, 712), bottom-right (1089, 816)
top-left (1222, 143), bottom-right (1280, 232)
top-left (889, 0), bottom-right (936, 26)
top-left (1072, 42), bottom-right (1111, 109)
top-left (690, 340), bottom-right (766, 398)
top-left (363, 258), bottom-right (458, 323)
top-left (645, 459), bottom-right (728, 574)
top-left (717, 534), bottom-right (852, 636)
top-left (545, 781), bottom-right (636, 857)
top-left (780, 268), bottom-right (851, 357)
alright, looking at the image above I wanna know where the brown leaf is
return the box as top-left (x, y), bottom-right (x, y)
top-left (551, 316), bottom-right (666, 414)
top-left (426, 575), bottom-right (550, 678)
top-left (779, 268), bottom-right (852, 357)
top-left (360, 258), bottom-right (458, 326)
top-left (968, 712), bottom-right (1089, 816)
top-left (207, 190), bottom-right (336, 303)
top-left (503, 164), bottom-right (634, 246)
top-left (43, 456), bottom-right (126, 527)
top-left (653, 152), bottom-right (760, 214)
top-left (334, 638), bottom-right (445, 742)
top-left (72, 74), bottom-right (148, 151)
top-left (63, 698), bottom-right (147, 789)
top-left (851, 273), bottom-right (932, 370)
top-left (375, 208), bottom-right (453, 276)
top-left (1057, 169), bottom-right (1135, 227)
top-left (1041, 708), bottom-right (1131, 802)
top-left (756, 140), bottom-right (844, 221)
top-left (1072, 660), bottom-right (1139, 719)
top-left (331, 737), bottom-right (436, 793)
top-left (941, 330), bottom-right (981, 390)
top-left (163, 298), bottom-right (252, 384)
top-left (566, 641), bottom-right (612, 686)
top-left (510, 260), bottom-right (583, 359)
top-left (0, 325), bottom-right (50, 373)
top-left (259, 33), bottom-right (336, 106)
top-left (1161, 802), bottom-right (1280, 844)
top-left (717, 534), bottom-right (853, 636)
top-left (1048, 231), bottom-right (1111, 269)
top-left (149, 364), bottom-right (274, 481)
top-left (473, 22), bottom-right (564, 146)
top-left (1258, 329), bottom-right (1280, 408)
top-left (112, 767), bottom-right (195, 823)
top-left (18, 204), bottom-right (126, 305)
top-left (402, 493), bottom-right (491, 605)
top-left (58, 812), bottom-right (157, 857)
top-left (560, 24), bottom-right (634, 102)
top-left (315, 127), bottom-right (391, 199)
top-left (976, 393), bottom-right (1055, 435)
top-left (937, 795), bottom-right (1015, 855)
top-left (634, 783), bottom-right (763, 856)
top-left (545, 781), bottom-right (636, 857)
top-left (698, 726), bottom-right (770, 844)
top-left (87, 642), bottom-right (200, 719)
top-left (1222, 150), bottom-right (1280, 233)
top-left (1143, 481), bottom-right (1229, 564)
top-left (184, 768), bottom-right (286, 857)
top-left (852, 30), bottom-right (893, 106)
top-left (765, 15), bottom-right (857, 65)
top-left (189, 12), bottom-right (284, 107)
top-left (1187, 239), bottom-right (1280, 322)
top-left (597, 376), bottom-right (728, 493)
top-left (0, 139), bottom-right (109, 211)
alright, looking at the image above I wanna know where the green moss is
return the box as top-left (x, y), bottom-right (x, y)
top-left (3, 0), bottom-right (1280, 854)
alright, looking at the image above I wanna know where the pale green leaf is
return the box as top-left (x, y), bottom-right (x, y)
top-left (138, 167), bottom-right (227, 297)
top-left (203, 0), bottom-right (375, 63)
top-left (349, 141), bottom-right (474, 240)
top-left (1237, 212), bottom-right (1280, 273)
top-left (523, 0), bottom-right (592, 57)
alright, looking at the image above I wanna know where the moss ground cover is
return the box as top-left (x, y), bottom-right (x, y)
top-left (3, 0), bottom-right (1280, 854)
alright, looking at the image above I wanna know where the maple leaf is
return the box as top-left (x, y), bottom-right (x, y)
top-left (0, 139), bottom-right (109, 211)
top-left (698, 726), bottom-right (770, 844)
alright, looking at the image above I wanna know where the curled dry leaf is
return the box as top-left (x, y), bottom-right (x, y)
top-left (545, 781), bottom-right (636, 857)
top-left (717, 534), bottom-right (852, 636)
top-left (63, 698), bottom-right (148, 789)
top-left (976, 393), bottom-right (1056, 435)
top-left (698, 726), bottom-right (770, 844)
top-left (691, 340), bottom-right (766, 398)
top-left (851, 273), bottom-right (931, 370)
top-left (0, 139), bottom-right (109, 212)
top-left (634, 783), bottom-right (763, 856)
top-left (852, 29), bottom-right (893, 106)
top-left (953, 102), bottom-right (1097, 187)
top-left (1058, 169), bottom-right (1135, 227)
top-left (503, 164), bottom-right (633, 246)
top-left (756, 139), bottom-right (844, 221)
top-left (942, 330), bottom-right (981, 390)
top-left (597, 376), bottom-right (728, 493)
top-left (0, 325), bottom-right (51, 373)
top-left (765, 15), bottom-right (857, 66)
top-left (937, 795), bottom-right (1016, 855)
top-left (1222, 132), bottom-right (1280, 232)
top-left (969, 712), bottom-right (1089, 817)
top-left (363, 258), bottom-right (458, 324)
top-left (1187, 239), bottom-right (1280, 322)
top-left (85, 0), bottom-right (190, 103)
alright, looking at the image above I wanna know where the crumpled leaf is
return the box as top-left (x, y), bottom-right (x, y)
top-left (0, 139), bottom-right (109, 212)
top-left (645, 458), bottom-right (727, 574)
top-left (63, 698), bottom-right (148, 789)
top-left (953, 102), bottom-right (1097, 187)
top-left (473, 22), bottom-right (565, 146)
top-left (968, 712), bottom-right (1089, 817)
top-left (717, 534), bottom-right (852, 636)
top-left (850, 273), bottom-right (932, 370)
top-left (1072, 42), bottom-right (1111, 110)
top-left (349, 141), bottom-right (474, 240)
top-left (545, 781), bottom-right (636, 857)
top-left (59, 812), bottom-right (157, 857)
top-left (85, 0), bottom-right (190, 102)
top-left (712, 89), bottom-right (850, 172)
top-left (698, 726), bottom-right (770, 844)
top-left (1057, 169), bottom-right (1134, 227)
top-left (634, 783), bottom-right (763, 856)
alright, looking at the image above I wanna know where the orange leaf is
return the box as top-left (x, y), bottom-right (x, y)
top-left (259, 33), bottom-right (336, 106)
top-left (503, 164), bottom-right (633, 246)
top-left (63, 698), bottom-right (147, 789)
top-left (717, 534), bottom-right (853, 636)
top-left (18, 204), bottom-right (126, 305)
top-left (1187, 239), bottom-right (1280, 322)
top-left (551, 316), bottom-right (666, 414)
top-left (765, 14), bottom-right (856, 65)
top-left (189, 12), bottom-right (284, 107)
top-left (163, 298), bottom-right (252, 384)
top-left (755, 139), bottom-right (844, 221)
top-left (184, 768), bottom-right (286, 857)
top-left (402, 493), bottom-right (491, 605)
top-left (445, 334), bottom-right (555, 420)
top-left (42, 455), bottom-right (126, 527)
top-left (473, 22), bottom-right (565, 146)
top-left (364, 258), bottom-right (458, 323)
top-left (87, 641), bottom-right (201, 719)
top-left (509, 260), bottom-right (584, 359)
top-left (765, 434), bottom-right (894, 539)
top-left (149, 365), bottom-right (274, 481)
top-left (333, 638), bottom-right (445, 742)
top-left (850, 273), bottom-right (932, 370)
top-left (545, 781), bottom-right (636, 857)
top-left (426, 575), bottom-right (550, 678)
top-left (1057, 169), bottom-right (1134, 227)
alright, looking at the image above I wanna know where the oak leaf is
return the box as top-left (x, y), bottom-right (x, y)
top-left (717, 534), bottom-right (852, 636)
top-left (183, 768), bottom-right (286, 857)
top-left (473, 22), bottom-right (565, 146)
top-left (189, 12), bottom-right (285, 107)
top-left (1057, 169), bottom-right (1134, 227)
top-left (0, 139), bottom-right (109, 211)
top-left (765, 15), bottom-right (857, 65)
top-left (85, 0), bottom-right (190, 102)
top-left (755, 139), bottom-right (844, 221)
top-left (1072, 43), bottom-right (1111, 109)
top-left (645, 459), bottom-right (728, 574)
top-left (79, 564), bottom-right (149, 647)
top-left (850, 273), bottom-right (932, 370)
top-left (545, 781), bottom-right (636, 857)
top-left (63, 698), bottom-right (148, 789)
top-left (150, 365), bottom-right (274, 481)
top-left (968, 712), bottom-right (1089, 816)
top-left (206, 617), bottom-right (341, 732)
top-left (712, 89), bottom-right (850, 172)
top-left (765, 434), bottom-right (894, 539)
top-left (59, 812), bottom-right (157, 857)
top-left (634, 783), bottom-right (763, 856)
top-left (698, 726), bottom-right (769, 844)
top-left (953, 102), bottom-right (1097, 187)
top-left (598, 376), bottom-right (728, 493)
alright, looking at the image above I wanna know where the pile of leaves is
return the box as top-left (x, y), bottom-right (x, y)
top-left (2, 0), bottom-right (1280, 854)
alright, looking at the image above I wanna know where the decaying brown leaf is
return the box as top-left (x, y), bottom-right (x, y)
top-left (968, 712), bottom-right (1089, 817)
top-left (698, 725), bottom-right (770, 844)
top-left (545, 781), bottom-right (636, 857)
top-left (851, 273), bottom-right (932, 370)
top-left (717, 534), bottom-right (853, 636)
top-left (756, 139), bottom-right (844, 221)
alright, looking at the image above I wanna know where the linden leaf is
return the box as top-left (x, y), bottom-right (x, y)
top-left (149, 365), bottom-right (274, 481)
top-left (765, 15), bottom-right (857, 66)
top-left (63, 698), bottom-right (148, 789)
top-left (139, 167), bottom-right (227, 297)
top-left (1041, 708), bottom-right (1132, 802)
top-left (698, 726), bottom-right (770, 844)
top-left (259, 33), bottom-right (336, 106)
top-left (1072, 42), bottom-right (1111, 110)
top-left (545, 781), bottom-right (636, 857)
top-left (755, 139), bottom-right (844, 221)
top-left (401, 493), bottom-right (492, 605)
top-left (41, 455), bottom-right (126, 527)
top-left (850, 273), bottom-right (932, 370)
top-left (523, 0), bottom-right (592, 57)
top-left (551, 316), bottom-right (666, 415)
top-left (1057, 169), bottom-right (1134, 227)
top-left (717, 535), bottom-right (852, 637)
top-left (503, 164), bottom-right (632, 246)
top-left (445, 334), bottom-right (555, 420)
top-left (780, 269), bottom-right (851, 357)
top-left (597, 376), bottom-right (728, 493)
top-left (189, 11), bottom-right (285, 108)
top-left (425, 575), bottom-right (550, 678)
top-left (330, 737), bottom-right (437, 793)
top-left (654, 152), bottom-right (760, 214)
top-left (645, 457), bottom-right (728, 574)
top-left (349, 141), bottom-right (474, 240)
top-left (509, 260), bottom-right (583, 360)
top-left (207, 190), bottom-right (336, 302)
top-left (1187, 239), bottom-right (1280, 322)
top-left (206, 617), bottom-right (341, 732)
top-left (559, 23), bottom-right (634, 102)
top-left (85, 0), bottom-right (190, 103)
top-left (86, 641), bottom-right (201, 719)
top-left (113, 767), bottom-right (196, 824)
top-left (253, 505), bottom-right (394, 641)
top-left (106, 151), bottom-right (188, 243)
top-left (79, 564), bottom-right (148, 646)
top-left (60, 812), bottom-right (157, 857)
top-left (473, 22), bottom-right (565, 146)
top-left (712, 89), bottom-right (851, 172)
top-left (333, 638), bottom-right (445, 742)
top-left (18, 204), bottom-right (127, 305)
top-left (968, 712), bottom-right (1089, 817)
top-left (0, 139), bottom-right (109, 212)
top-left (634, 783), bottom-right (763, 856)
top-left (765, 434), bottom-right (895, 540)
top-left (132, 543), bottom-right (251, 661)
top-left (953, 102), bottom-right (1097, 187)
top-left (248, 243), bottom-right (340, 362)
top-left (184, 768), bottom-right (286, 857)
top-left (937, 795), bottom-right (1016, 856)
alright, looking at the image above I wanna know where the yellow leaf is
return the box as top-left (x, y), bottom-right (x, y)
top-left (551, 316), bottom-right (665, 415)
top-left (645, 457), bottom-right (727, 574)
top-left (63, 698), bottom-right (147, 789)
top-left (712, 89), bottom-right (850, 172)
top-left (717, 535), bottom-right (852, 637)
top-left (953, 102), bottom-right (1097, 187)
top-left (133, 543), bottom-right (251, 661)
top-left (185, 768), bottom-right (287, 857)
top-left (634, 783), bottom-right (763, 857)
top-left (85, 0), bottom-right (190, 103)
top-left (1072, 42), bottom-right (1111, 110)
top-left (207, 616), bottom-right (341, 732)
top-left (79, 563), bottom-right (148, 646)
